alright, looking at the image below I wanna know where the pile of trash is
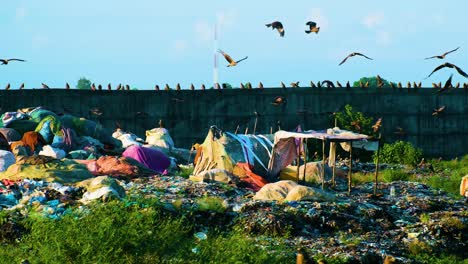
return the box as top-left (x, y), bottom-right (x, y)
top-left (0, 106), bottom-right (466, 263)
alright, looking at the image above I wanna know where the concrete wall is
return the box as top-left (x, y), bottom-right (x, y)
top-left (0, 87), bottom-right (466, 158)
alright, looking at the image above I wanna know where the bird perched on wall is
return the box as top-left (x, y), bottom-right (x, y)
top-left (5, 83), bottom-right (10, 90)
top-left (42, 83), bottom-right (50, 89)
top-left (125, 84), bottom-right (130, 90)
top-left (397, 82), bottom-right (402, 88)
top-left (290, 81), bottom-right (300, 87)
top-left (176, 83), bottom-right (181, 90)
top-left (432, 106), bottom-right (446, 116)
top-left (190, 83), bottom-right (195, 90)
top-left (390, 82), bottom-right (395, 89)
top-left (201, 84), bottom-right (206, 90)
top-left (426, 62), bottom-right (468, 78)
top-left (437, 74), bottom-right (453, 94)
top-left (359, 81), bottom-right (364, 87)
top-left (214, 83), bottom-right (221, 89)
top-left (155, 85), bottom-right (160, 91)
top-left (455, 82), bottom-right (460, 88)
top-left (407, 82), bottom-right (411, 88)
top-left (339, 52), bottom-right (373, 65)
top-left (432, 82), bottom-right (440, 88)
top-left (310, 81), bottom-right (317, 88)
top-left (246, 82), bottom-right (252, 89)
top-left (336, 81), bottom-right (342, 88)
top-left (107, 83), bottom-right (112, 90)
top-left (116, 84), bottom-right (122, 90)
top-left (317, 81), bottom-right (322, 88)
top-left (322, 80), bottom-right (335, 88)
top-left (376, 75), bottom-right (384, 87)
top-left (279, 82), bottom-right (285, 88)
top-left (91, 83), bottom-right (96, 91)
top-left (98, 84), bottom-right (102, 90)
top-left (346, 81), bottom-right (351, 88)
top-left (425, 47), bottom-right (460, 60)
top-left (266, 21), bottom-right (285, 37)
top-left (0, 58), bottom-right (26, 65)
top-left (372, 118), bottom-right (382, 132)
top-left (417, 82), bottom-right (422, 88)
top-left (65, 83), bottom-right (70, 89)
top-left (258, 82), bottom-right (264, 89)
top-left (271, 96), bottom-right (287, 106)
top-left (19, 83), bottom-right (24, 89)
top-left (164, 84), bottom-right (170, 90)
top-left (240, 82), bottom-right (245, 89)
top-left (218, 49), bottom-right (248, 67)
top-left (305, 21), bottom-right (320, 34)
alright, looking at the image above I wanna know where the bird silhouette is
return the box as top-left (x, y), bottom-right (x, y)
top-left (155, 85), bottom-right (160, 91)
top-left (376, 75), bottom-right (384, 87)
top-left (350, 120), bottom-right (361, 131)
top-left (305, 21), bottom-right (320, 34)
top-left (281, 82), bottom-right (286, 88)
top-left (19, 83), bottom-right (24, 89)
top-left (339, 52), bottom-right (373, 65)
top-left (394, 126), bottom-right (406, 135)
top-left (271, 96), bottom-right (287, 106)
top-left (346, 81), bottom-right (351, 88)
top-left (91, 83), bottom-right (96, 91)
top-left (425, 47), bottom-right (460, 60)
top-left (42, 83), bottom-right (50, 89)
top-left (125, 84), bottom-right (130, 90)
top-left (290, 81), bottom-right (300, 88)
top-left (390, 82), bottom-right (396, 89)
top-left (336, 81), bottom-right (343, 87)
top-left (214, 83), bottom-right (221, 89)
top-left (176, 83), bottom-right (181, 90)
top-left (98, 84), bottom-right (102, 90)
top-left (317, 81), bottom-right (322, 88)
top-left (246, 82), bottom-right (252, 89)
top-left (65, 83), bottom-right (70, 89)
top-left (437, 74), bottom-right (453, 94)
top-left (432, 82), bottom-right (440, 88)
top-left (397, 82), bottom-right (402, 88)
top-left (201, 84), bottom-right (206, 90)
top-left (321, 80), bottom-right (335, 88)
top-left (432, 106), bottom-right (446, 116)
top-left (266, 21), bottom-right (285, 37)
top-left (190, 83), bottom-right (195, 90)
top-left (372, 118), bottom-right (382, 132)
top-left (455, 82), bottom-right (460, 88)
top-left (116, 84), bottom-right (122, 90)
top-left (218, 49), bottom-right (248, 67)
top-left (165, 84), bottom-right (170, 90)
top-left (464, 83), bottom-right (468, 88)
top-left (107, 83), bottom-right (112, 90)
top-left (258, 82), bottom-right (264, 89)
top-left (5, 83), bottom-right (10, 90)
top-left (0, 58), bottom-right (26, 65)
top-left (240, 83), bottom-right (245, 89)
top-left (426, 62), bottom-right (468, 78)
top-left (310, 81), bottom-right (317, 88)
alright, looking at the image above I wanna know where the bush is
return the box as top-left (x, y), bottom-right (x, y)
top-left (375, 141), bottom-right (423, 166)
top-left (335, 104), bottom-right (374, 135)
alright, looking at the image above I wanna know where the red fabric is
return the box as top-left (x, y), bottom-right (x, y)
top-left (237, 162), bottom-right (268, 191)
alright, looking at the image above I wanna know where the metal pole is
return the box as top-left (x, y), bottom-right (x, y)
top-left (296, 156), bottom-right (300, 183)
top-left (348, 141), bottom-right (353, 195)
top-left (302, 139), bottom-right (307, 184)
top-left (374, 139), bottom-right (381, 195)
top-left (332, 142), bottom-right (336, 188)
top-left (253, 115), bottom-right (258, 135)
top-left (321, 139), bottom-right (326, 190)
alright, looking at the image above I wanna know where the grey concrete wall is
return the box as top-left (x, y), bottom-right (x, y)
top-left (0, 87), bottom-right (466, 158)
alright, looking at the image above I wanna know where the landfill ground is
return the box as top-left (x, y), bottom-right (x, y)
top-left (1, 164), bottom-right (467, 264)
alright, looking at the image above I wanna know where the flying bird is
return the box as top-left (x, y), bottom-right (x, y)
top-left (266, 21), bottom-right (285, 37)
top-left (350, 120), bottom-right (361, 131)
top-left (42, 83), bottom-right (50, 89)
top-left (0, 58), bottom-right (26, 65)
top-left (394, 126), bottom-right (406, 135)
top-left (271, 96), bottom-right (287, 106)
top-left (339, 52), bottom-right (373, 66)
top-left (290, 81), bottom-right (300, 88)
top-left (305, 21), bottom-right (320, 34)
top-left (372, 118), bottom-right (382, 132)
top-left (218, 49), bottom-right (248, 67)
top-left (425, 47), bottom-right (460, 60)
top-left (426, 62), bottom-right (468, 78)
top-left (321, 80), bottom-right (335, 88)
top-left (432, 106), bottom-right (446, 116)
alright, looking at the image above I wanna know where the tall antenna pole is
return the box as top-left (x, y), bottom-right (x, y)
top-left (213, 22), bottom-right (219, 87)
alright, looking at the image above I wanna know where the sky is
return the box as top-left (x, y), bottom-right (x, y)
top-left (1, 0), bottom-right (467, 89)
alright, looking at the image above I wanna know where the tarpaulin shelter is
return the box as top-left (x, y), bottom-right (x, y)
top-left (192, 126), bottom-right (274, 179)
top-left (268, 128), bottom-right (380, 194)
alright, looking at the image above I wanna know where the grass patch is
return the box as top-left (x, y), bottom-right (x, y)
top-left (0, 198), bottom-right (292, 264)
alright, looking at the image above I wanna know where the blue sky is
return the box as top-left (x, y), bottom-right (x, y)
top-left (1, 1), bottom-right (467, 89)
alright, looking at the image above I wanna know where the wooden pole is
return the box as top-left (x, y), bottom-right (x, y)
top-left (348, 141), bottom-right (353, 195)
top-left (331, 142), bottom-right (336, 188)
top-left (296, 156), bottom-right (300, 183)
top-left (235, 125), bottom-right (240, 134)
top-left (302, 139), bottom-right (307, 184)
top-left (374, 139), bottom-right (381, 195)
top-left (321, 139), bottom-right (326, 190)
top-left (253, 114), bottom-right (258, 135)
top-left (244, 126), bottom-right (249, 135)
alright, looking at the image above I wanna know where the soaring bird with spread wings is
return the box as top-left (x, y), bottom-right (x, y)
top-left (339, 52), bottom-right (373, 65)
top-left (218, 50), bottom-right (248, 67)
top-left (266, 21), bottom-right (285, 37)
top-left (0, 58), bottom-right (26, 65)
top-left (425, 47), bottom-right (460, 60)
top-left (305, 21), bottom-right (320, 34)
top-left (426, 62), bottom-right (468, 79)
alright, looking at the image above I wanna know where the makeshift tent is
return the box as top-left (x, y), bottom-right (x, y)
top-left (268, 128), bottom-right (380, 194)
top-left (191, 126), bottom-right (273, 184)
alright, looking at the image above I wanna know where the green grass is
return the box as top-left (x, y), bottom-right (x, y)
top-left (0, 198), bottom-right (292, 264)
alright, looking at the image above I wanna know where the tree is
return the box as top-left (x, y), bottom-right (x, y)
top-left (352, 76), bottom-right (395, 88)
top-left (76, 77), bottom-right (92, 90)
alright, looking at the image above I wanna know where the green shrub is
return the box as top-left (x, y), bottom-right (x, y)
top-left (375, 141), bottom-right (423, 166)
top-left (381, 169), bottom-right (409, 182)
top-left (335, 104), bottom-right (374, 135)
